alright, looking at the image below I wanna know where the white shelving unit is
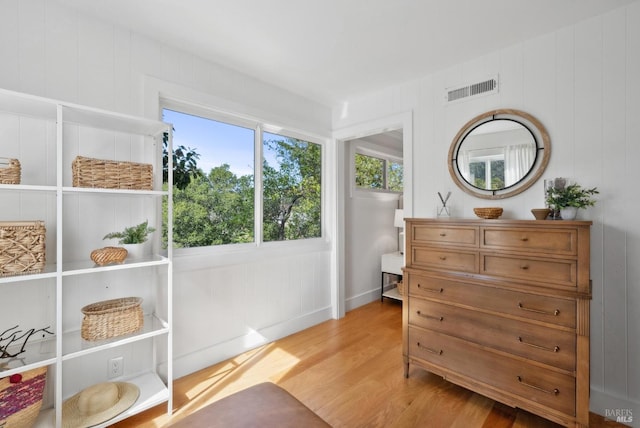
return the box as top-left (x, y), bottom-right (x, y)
top-left (0, 88), bottom-right (173, 427)
top-left (381, 251), bottom-right (404, 301)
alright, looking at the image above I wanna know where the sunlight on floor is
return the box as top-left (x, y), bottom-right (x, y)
top-left (182, 339), bottom-right (301, 404)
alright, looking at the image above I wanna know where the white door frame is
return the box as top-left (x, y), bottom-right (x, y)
top-left (331, 111), bottom-right (413, 319)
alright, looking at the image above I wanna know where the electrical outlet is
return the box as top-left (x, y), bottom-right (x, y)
top-left (108, 356), bottom-right (124, 378)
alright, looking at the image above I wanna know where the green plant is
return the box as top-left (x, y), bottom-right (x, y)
top-left (545, 183), bottom-right (599, 209)
top-left (103, 220), bottom-right (156, 244)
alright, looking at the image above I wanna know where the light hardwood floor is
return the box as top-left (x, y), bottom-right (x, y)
top-left (114, 300), bottom-right (624, 428)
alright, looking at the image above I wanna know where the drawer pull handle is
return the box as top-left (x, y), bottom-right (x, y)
top-left (520, 265), bottom-right (529, 270)
top-left (439, 256), bottom-right (447, 261)
top-left (416, 311), bottom-right (443, 322)
top-left (516, 376), bottom-right (559, 395)
top-left (518, 337), bottom-right (560, 353)
top-left (521, 237), bottom-right (529, 242)
top-left (518, 302), bottom-right (560, 316)
top-left (417, 342), bottom-right (442, 355)
top-left (439, 232), bottom-right (446, 237)
top-left (418, 284), bottom-right (444, 293)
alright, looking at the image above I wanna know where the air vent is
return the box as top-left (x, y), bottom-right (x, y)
top-left (445, 75), bottom-right (499, 103)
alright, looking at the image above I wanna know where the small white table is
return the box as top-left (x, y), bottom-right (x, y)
top-left (381, 251), bottom-right (404, 301)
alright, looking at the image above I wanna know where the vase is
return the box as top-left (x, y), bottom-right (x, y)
top-left (560, 207), bottom-right (578, 220)
top-left (123, 243), bottom-right (146, 260)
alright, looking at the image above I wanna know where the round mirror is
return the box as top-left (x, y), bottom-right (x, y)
top-left (448, 109), bottom-right (550, 199)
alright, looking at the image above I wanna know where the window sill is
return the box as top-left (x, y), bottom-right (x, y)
top-left (172, 238), bottom-right (331, 273)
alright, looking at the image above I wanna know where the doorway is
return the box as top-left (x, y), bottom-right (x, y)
top-left (333, 112), bottom-right (412, 316)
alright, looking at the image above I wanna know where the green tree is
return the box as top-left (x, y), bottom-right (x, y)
top-left (387, 162), bottom-right (404, 192)
top-left (355, 153), bottom-right (384, 189)
top-left (171, 165), bottom-right (254, 247)
top-left (163, 132), bottom-right (202, 190)
top-left (263, 137), bottom-right (321, 241)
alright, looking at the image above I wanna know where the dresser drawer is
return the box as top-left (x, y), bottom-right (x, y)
top-left (409, 299), bottom-right (576, 371)
top-left (407, 274), bottom-right (576, 328)
top-left (481, 227), bottom-right (577, 255)
top-left (481, 254), bottom-right (577, 288)
top-left (408, 327), bottom-right (575, 416)
top-left (412, 247), bottom-right (478, 273)
top-left (411, 224), bottom-right (478, 247)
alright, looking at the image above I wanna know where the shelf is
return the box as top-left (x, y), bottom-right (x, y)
top-left (62, 255), bottom-right (169, 276)
top-left (0, 337), bottom-right (57, 377)
top-left (62, 186), bottom-right (168, 196)
top-left (34, 371), bottom-right (170, 428)
top-left (62, 314), bottom-right (169, 360)
top-left (1, 87), bottom-right (173, 427)
top-left (0, 265), bottom-right (58, 284)
top-left (0, 184), bottom-right (57, 192)
top-left (0, 257), bottom-right (169, 283)
top-left (382, 287), bottom-right (403, 301)
top-left (61, 104), bottom-right (168, 136)
top-left (0, 88), bottom-right (58, 120)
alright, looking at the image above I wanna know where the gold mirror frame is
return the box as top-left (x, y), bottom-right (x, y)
top-left (448, 109), bottom-right (550, 200)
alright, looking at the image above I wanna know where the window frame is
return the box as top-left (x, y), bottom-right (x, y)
top-left (161, 98), bottom-right (328, 259)
top-left (352, 145), bottom-right (403, 195)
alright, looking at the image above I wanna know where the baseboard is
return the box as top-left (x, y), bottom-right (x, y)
top-left (591, 387), bottom-right (638, 427)
top-left (170, 306), bottom-right (334, 380)
top-left (345, 288), bottom-right (380, 311)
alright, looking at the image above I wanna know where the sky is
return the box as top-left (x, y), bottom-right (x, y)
top-left (163, 108), bottom-right (255, 177)
top-left (163, 109), bottom-right (304, 179)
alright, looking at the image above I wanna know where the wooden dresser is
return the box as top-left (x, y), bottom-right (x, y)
top-left (402, 218), bottom-right (592, 427)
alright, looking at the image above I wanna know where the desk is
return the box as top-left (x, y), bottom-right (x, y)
top-left (381, 251), bottom-right (404, 301)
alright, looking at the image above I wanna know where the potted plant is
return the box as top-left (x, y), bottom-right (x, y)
top-left (103, 220), bottom-right (156, 259)
top-left (545, 183), bottom-right (599, 220)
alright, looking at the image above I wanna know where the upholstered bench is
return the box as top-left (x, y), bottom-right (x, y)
top-left (168, 382), bottom-right (331, 428)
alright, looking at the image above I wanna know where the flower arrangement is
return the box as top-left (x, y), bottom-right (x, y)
top-left (545, 183), bottom-right (599, 209)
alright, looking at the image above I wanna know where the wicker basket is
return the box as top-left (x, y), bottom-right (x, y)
top-left (0, 158), bottom-right (21, 185)
top-left (90, 247), bottom-right (128, 266)
top-left (473, 207), bottom-right (503, 219)
top-left (81, 297), bottom-right (144, 341)
top-left (396, 280), bottom-right (404, 296)
top-left (72, 156), bottom-right (153, 190)
top-left (0, 221), bottom-right (46, 277)
top-left (0, 366), bottom-right (47, 428)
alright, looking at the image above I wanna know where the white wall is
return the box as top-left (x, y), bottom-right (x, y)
top-left (333, 3), bottom-right (640, 422)
top-left (0, 0), bottom-right (334, 382)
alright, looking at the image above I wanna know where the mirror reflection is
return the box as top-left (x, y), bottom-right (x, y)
top-left (448, 109), bottom-right (550, 200)
top-left (456, 119), bottom-right (536, 191)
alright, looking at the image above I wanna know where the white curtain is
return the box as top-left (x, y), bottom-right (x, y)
top-left (504, 143), bottom-right (535, 186)
top-left (458, 150), bottom-right (471, 182)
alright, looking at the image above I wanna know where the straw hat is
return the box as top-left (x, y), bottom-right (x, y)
top-left (62, 382), bottom-right (139, 428)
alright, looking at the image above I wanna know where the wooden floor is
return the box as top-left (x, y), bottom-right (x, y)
top-left (114, 300), bottom-right (624, 428)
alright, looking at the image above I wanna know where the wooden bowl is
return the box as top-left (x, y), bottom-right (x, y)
top-left (473, 207), bottom-right (503, 219)
top-left (531, 208), bottom-right (551, 220)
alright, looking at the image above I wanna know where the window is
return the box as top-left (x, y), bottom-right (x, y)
top-left (162, 104), bottom-right (322, 249)
top-left (263, 132), bottom-right (322, 242)
top-left (355, 153), bottom-right (403, 192)
top-left (468, 154), bottom-right (505, 190)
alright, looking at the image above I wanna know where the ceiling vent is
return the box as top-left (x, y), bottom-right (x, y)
top-left (445, 75), bottom-right (499, 104)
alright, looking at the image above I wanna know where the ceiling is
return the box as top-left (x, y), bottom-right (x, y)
top-left (55, 0), bottom-right (637, 107)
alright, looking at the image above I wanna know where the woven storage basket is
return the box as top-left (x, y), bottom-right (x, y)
top-left (473, 207), bottom-right (503, 219)
top-left (0, 366), bottom-right (47, 428)
top-left (72, 156), bottom-right (153, 190)
top-left (0, 221), bottom-right (46, 277)
top-left (81, 297), bottom-right (143, 341)
top-left (90, 246), bottom-right (128, 266)
top-left (396, 280), bottom-right (404, 296)
top-left (0, 158), bottom-right (20, 185)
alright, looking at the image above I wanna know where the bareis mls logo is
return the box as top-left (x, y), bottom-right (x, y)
top-left (605, 408), bottom-right (633, 423)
